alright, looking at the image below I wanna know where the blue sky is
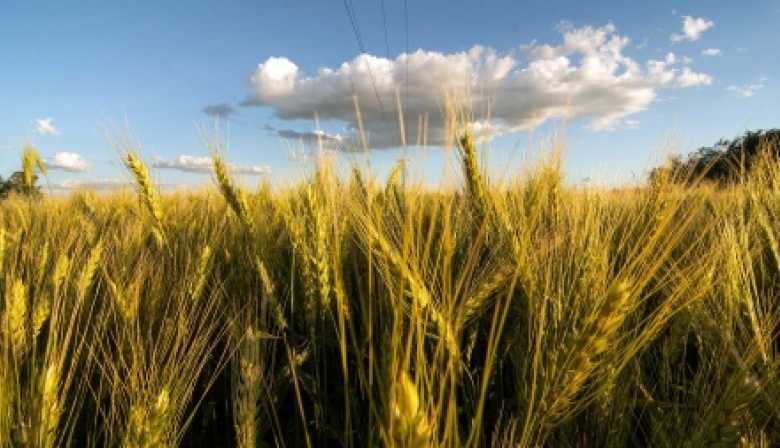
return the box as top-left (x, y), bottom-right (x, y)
top-left (1, 1), bottom-right (778, 190)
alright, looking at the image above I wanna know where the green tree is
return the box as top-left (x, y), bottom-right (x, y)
top-left (0, 171), bottom-right (42, 200)
top-left (650, 128), bottom-right (780, 185)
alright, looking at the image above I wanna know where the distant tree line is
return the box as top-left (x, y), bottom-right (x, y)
top-left (1, 142), bottom-right (48, 201)
top-left (651, 129), bottom-right (780, 185)
top-left (0, 171), bottom-right (42, 200)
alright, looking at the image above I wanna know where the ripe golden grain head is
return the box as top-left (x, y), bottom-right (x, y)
top-left (391, 372), bottom-right (431, 448)
top-left (22, 141), bottom-right (46, 188)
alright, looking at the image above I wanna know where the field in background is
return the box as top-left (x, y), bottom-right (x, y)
top-left (1, 131), bottom-right (779, 447)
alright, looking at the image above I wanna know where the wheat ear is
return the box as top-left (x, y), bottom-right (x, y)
top-left (459, 133), bottom-right (489, 220)
top-left (22, 141), bottom-right (47, 189)
top-left (211, 152), bottom-right (255, 232)
top-left (541, 281), bottom-right (631, 427)
top-left (390, 372), bottom-right (432, 448)
top-left (123, 153), bottom-right (165, 245)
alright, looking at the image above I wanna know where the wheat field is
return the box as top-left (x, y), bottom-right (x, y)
top-left (1, 131), bottom-right (779, 447)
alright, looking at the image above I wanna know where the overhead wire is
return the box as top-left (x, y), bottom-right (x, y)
top-left (380, 0), bottom-right (391, 58)
top-left (341, 0), bottom-right (394, 142)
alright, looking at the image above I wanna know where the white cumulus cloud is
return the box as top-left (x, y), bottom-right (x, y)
top-left (152, 155), bottom-right (271, 175)
top-left (676, 67), bottom-right (713, 87)
top-left (45, 152), bottom-right (91, 172)
top-left (671, 16), bottom-right (714, 42)
top-left (244, 24), bottom-right (713, 145)
top-left (702, 48), bottom-right (721, 56)
top-left (35, 118), bottom-right (59, 135)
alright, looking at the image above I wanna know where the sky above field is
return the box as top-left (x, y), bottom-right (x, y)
top-left (1, 1), bottom-right (779, 191)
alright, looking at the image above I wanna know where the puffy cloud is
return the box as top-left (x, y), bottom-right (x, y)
top-left (202, 103), bottom-right (236, 118)
top-left (35, 118), bottom-right (59, 135)
top-left (45, 152), bottom-right (90, 172)
top-left (728, 83), bottom-right (764, 98)
top-left (676, 67), bottom-right (713, 87)
top-left (702, 48), bottom-right (721, 56)
top-left (244, 24), bottom-right (712, 146)
top-left (671, 16), bottom-right (714, 42)
top-left (152, 155), bottom-right (271, 175)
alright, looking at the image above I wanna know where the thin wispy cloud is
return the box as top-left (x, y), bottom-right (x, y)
top-left (202, 103), bottom-right (236, 118)
top-left (623, 119), bottom-right (640, 130)
top-left (671, 16), bottom-right (714, 42)
top-left (264, 124), bottom-right (346, 149)
top-left (728, 83), bottom-right (764, 98)
top-left (45, 152), bottom-right (91, 172)
top-left (244, 24), bottom-right (713, 147)
top-left (702, 48), bottom-right (721, 56)
top-left (152, 155), bottom-right (271, 175)
top-left (57, 179), bottom-right (133, 190)
top-left (264, 125), bottom-right (342, 143)
top-left (35, 118), bottom-right (59, 135)
top-left (288, 152), bottom-right (313, 163)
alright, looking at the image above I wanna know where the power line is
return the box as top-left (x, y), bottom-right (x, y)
top-left (341, 0), bottom-right (393, 141)
top-left (380, 0), bottom-right (391, 59)
top-left (404, 0), bottom-right (410, 109)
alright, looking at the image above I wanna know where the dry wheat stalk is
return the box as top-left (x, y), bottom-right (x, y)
top-left (123, 388), bottom-right (173, 448)
top-left (685, 373), bottom-right (761, 448)
top-left (123, 153), bottom-right (165, 245)
top-left (459, 133), bottom-right (489, 221)
top-left (0, 227), bottom-right (6, 265)
top-left (233, 324), bottom-right (263, 448)
top-left (22, 141), bottom-right (47, 189)
top-left (306, 186), bottom-right (333, 316)
top-left (35, 364), bottom-right (62, 447)
top-left (77, 239), bottom-right (103, 296)
top-left (211, 152), bottom-right (255, 232)
top-left (541, 281), bottom-right (631, 427)
top-left (5, 279), bottom-right (28, 357)
top-left (189, 245), bottom-right (212, 300)
top-left (462, 263), bottom-right (515, 324)
top-left (368, 224), bottom-right (461, 373)
top-left (390, 371), bottom-right (432, 448)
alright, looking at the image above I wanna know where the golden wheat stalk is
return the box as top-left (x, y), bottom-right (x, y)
top-left (123, 153), bottom-right (165, 245)
top-left (306, 186), bottom-right (333, 315)
top-left (461, 263), bottom-right (515, 324)
top-left (233, 324), bottom-right (263, 448)
top-left (686, 372), bottom-right (761, 448)
top-left (104, 269), bottom-right (137, 322)
top-left (255, 258), bottom-right (288, 331)
top-left (0, 365), bottom-right (11, 445)
top-left (189, 245), bottom-right (212, 300)
top-left (368, 223), bottom-right (461, 373)
top-left (35, 364), bottom-right (63, 447)
top-left (124, 388), bottom-right (173, 448)
top-left (211, 151), bottom-right (255, 232)
top-left (22, 141), bottom-right (47, 189)
top-left (5, 279), bottom-right (29, 357)
top-left (386, 158), bottom-right (407, 192)
top-left (0, 227), bottom-right (6, 266)
top-left (390, 372), bottom-right (432, 448)
top-left (459, 133), bottom-right (490, 220)
top-left (77, 239), bottom-right (103, 297)
top-left (541, 281), bottom-right (631, 427)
